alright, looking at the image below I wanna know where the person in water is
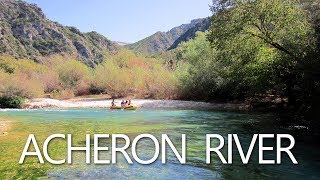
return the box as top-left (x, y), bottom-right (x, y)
top-left (111, 99), bottom-right (115, 107)
top-left (121, 100), bottom-right (126, 108)
top-left (127, 100), bottom-right (133, 107)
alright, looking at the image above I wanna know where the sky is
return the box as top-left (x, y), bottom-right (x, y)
top-left (25, 0), bottom-right (212, 43)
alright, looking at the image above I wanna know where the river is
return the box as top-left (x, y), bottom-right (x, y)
top-left (0, 108), bottom-right (319, 179)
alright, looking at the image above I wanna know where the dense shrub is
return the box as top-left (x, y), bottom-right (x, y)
top-left (0, 96), bottom-right (25, 108)
top-left (93, 60), bottom-right (132, 97)
top-left (40, 71), bottom-right (61, 93)
top-left (93, 51), bottom-right (177, 99)
top-left (0, 51), bottom-right (177, 102)
top-left (55, 59), bottom-right (92, 90)
top-left (0, 71), bottom-right (44, 98)
top-left (50, 89), bottom-right (75, 100)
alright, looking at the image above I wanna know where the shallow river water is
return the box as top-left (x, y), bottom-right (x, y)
top-left (0, 108), bottom-right (319, 179)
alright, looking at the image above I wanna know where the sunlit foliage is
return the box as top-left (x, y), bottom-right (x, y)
top-left (93, 49), bottom-right (176, 98)
top-left (0, 49), bottom-right (177, 105)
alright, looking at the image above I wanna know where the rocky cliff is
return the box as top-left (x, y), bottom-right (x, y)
top-left (168, 18), bottom-right (210, 50)
top-left (0, 0), bottom-right (119, 66)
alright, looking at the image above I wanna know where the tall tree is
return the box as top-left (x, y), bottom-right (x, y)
top-left (207, 0), bottom-right (316, 103)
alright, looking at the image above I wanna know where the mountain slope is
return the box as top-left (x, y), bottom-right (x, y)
top-left (125, 18), bottom-right (205, 54)
top-left (0, 0), bottom-right (119, 66)
top-left (168, 18), bottom-right (210, 50)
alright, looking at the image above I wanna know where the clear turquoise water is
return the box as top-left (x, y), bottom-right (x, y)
top-left (0, 109), bottom-right (319, 179)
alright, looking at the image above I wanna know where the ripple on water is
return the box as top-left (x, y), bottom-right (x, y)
top-left (47, 161), bottom-right (221, 179)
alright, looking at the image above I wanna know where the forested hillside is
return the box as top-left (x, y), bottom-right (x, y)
top-left (125, 18), bottom-right (208, 54)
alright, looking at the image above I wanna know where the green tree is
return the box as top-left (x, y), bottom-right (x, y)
top-left (176, 32), bottom-right (220, 100)
top-left (55, 59), bottom-right (92, 90)
top-left (208, 0), bottom-right (320, 123)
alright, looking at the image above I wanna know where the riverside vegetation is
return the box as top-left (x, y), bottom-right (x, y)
top-left (0, 50), bottom-right (177, 106)
top-left (165, 0), bottom-right (319, 130)
top-left (0, 0), bottom-right (319, 129)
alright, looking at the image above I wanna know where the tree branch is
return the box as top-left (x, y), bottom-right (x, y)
top-left (249, 33), bottom-right (294, 57)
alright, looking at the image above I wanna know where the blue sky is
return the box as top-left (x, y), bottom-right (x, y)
top-left (25, 0), bottom-right (212, 43)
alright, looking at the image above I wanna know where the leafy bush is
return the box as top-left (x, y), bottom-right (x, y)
top-left (0, 60), bottom-right (44, 108)
top-left (56, 60), bottom-right (90, 87)
top-left (93, 52), bottom-right (177, 99)
top-left (147, 65), bottom-right (177, 99)
top-left (53, 58), bottom-right (92, 95)
top-left (0, 70), bottom-right (44, 98)
top-left (0, 96), bottom-right (25, 108)
top-left (40, 71), bottom-right (61, 93)
top-left (0, 55), bottom-right (17, 73)
top-left (0, 52), bottom-right (177, 101)
top-left (50, 89), bottom-right (75, 100)
top-left (93, 60), bottom-right (132, 97)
